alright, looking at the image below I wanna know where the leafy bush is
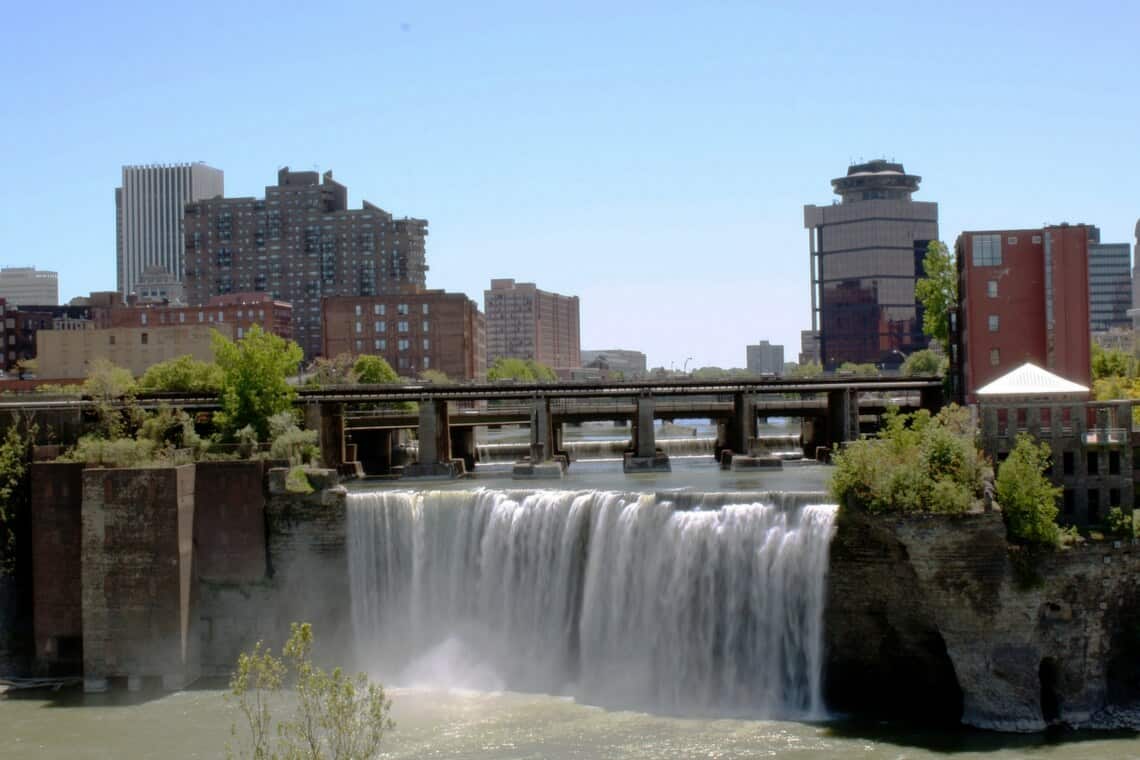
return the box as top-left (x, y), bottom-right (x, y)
top-left (60, 436), bottom-right (160, 468)
top-left (901, 349), bottom-right (947, 377)
top-left (353, 354), bottom-right (400, 385)
top-left (266, 412), bottom-right (318, 465)
top-left (213, 326), bottom-right (304, 440)
top-left (487, 357), bottom-right (556, 382)
top-left (138, 355), bottom-right (223, 394)
top-left (283, 465), bottom-right (315, 494)
top-left (0, 421), bottom-right (35, 573)
top-left (1106, 507), bottom-right (1135, 539)
top-left (830, 405), bottom-right (986, 514)
top-left (995, 435), bottom-right (1061, 547)
top-left (227, 622), bottom-right (393, 759)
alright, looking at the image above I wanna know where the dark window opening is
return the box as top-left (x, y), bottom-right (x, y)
top-left (1063, 489), bottom-right (1075, 515)
top-left (1109, 451), bottom-right (1121, 475)
top-left (1087, 452), bottom-right (1098, 476)
top-left (1110, 488), bottom-right (1121, 507)
top-left (1039, 658), bottom-right (1061, 725)
top-left (1089, 490), bottom-right (1100, 523)
top-left (1062, 451), bottom-right (1074, 476)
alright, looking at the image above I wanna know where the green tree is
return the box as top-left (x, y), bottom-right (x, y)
top-left (487, 357), bottom-right (556, 382)
top-left (227, 622), bottom-right (394, 759)
top-left (419, 369), bottom-right (453, 384)
top-left (306, 354), bottom-right (358, 387)
top-left (838, 362), bottom-right (879, 377)
top-left (996, 434), bottom-right (1061, 546)
top-left (138, 355), bottom-right (223, 394)
top-left (353, 354), bottom-right (400, 385)
top-left (789, 362), bottom-right (823, 379)
top-left (213, 326), bottom-right (304, 440)
top-left (1091, 343), bottom-right (1135, 381)
top-left (914, 241), bottom-right (957, 350)
top-left (0, 421), bottom-right (35, 574)
top-left (83, 358), bottom-right (137, 400)
top-left (901, 349), bottom-right (947, 377)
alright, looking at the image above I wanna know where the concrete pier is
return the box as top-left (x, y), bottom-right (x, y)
top-left (623, 394), bottom-right (670, 472)
top-left (405, 399), bottom-right (465, 478)
top-left (513, 396), bottom-right (565, 479)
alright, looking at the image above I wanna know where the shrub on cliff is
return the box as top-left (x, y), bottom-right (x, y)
top-left (995, 435), bottom-right (1061, 547)
top-left (227, 622), bottom-right (393, 759)
top-left (213, 326), bottom-right (304, 441)
top-left (829, 405), bottom-right (986, 514)
top-left (138, 355), bottom-right (223, 395)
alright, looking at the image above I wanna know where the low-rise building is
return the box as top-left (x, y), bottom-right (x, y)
top-left (0, 267), bottom-right (59, 307)
top-left (581, 349), bottom-right (647, 378)
top-left (110, 292), bottom-right (292, 342)
top-left (37, 323), bottom-right (233, 379)
top-left (746, 340), bottom-right (785, 375)
top-left (322, 290), bottom-right (486, 381)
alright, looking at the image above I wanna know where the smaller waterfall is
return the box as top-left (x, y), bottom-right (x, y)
top-left (348, 488), bottom-right (836, 718)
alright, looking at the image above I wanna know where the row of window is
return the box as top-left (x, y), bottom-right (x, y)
top-left (354, 320), bottom-right (429, 334)
top-left (353, 303), bottom-right (427, 317)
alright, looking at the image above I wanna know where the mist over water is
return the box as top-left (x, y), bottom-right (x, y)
top-left (347, 488), bottom-right (836, 718)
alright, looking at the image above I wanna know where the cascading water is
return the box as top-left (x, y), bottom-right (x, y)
top-left (348, 488), bottom-right (836, 718)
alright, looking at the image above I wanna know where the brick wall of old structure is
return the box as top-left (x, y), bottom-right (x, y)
top-left (30, 462), bottom-right (84, 673)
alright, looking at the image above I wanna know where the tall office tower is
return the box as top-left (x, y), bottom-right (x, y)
top-left (116, 163), bottom-right (224, 298)
top-left (1088, 234), bottom-right (1132, 333)
top-left (745, 340), bottom-right (785, 375)
top-left (804, 160), bottom-right (939, 369)
top-left (955, 224), bottom-right (1094, 401)
top-left (484, 279), bottom-right (580, 369)
top-left (182, 168), bottom-right (427, 359)
top-left (0, 267), bottom-right (59, 306)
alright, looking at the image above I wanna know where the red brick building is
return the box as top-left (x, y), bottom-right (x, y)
top-left (955, 224), bottom-right (1094, 401)
top-left (111, 292), bottom-right (293, 342)
top-left (322, 290), bottom-right (486, 380)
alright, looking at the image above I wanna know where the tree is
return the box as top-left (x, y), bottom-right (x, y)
top-left (1091, 343), bottom-right (1135, 381)
top-left (914, 241), bottom-right (957, 350)
top-left (227, 622), bottom-right (393, 759)
top-left (487, 357), bottom-right (556, 382)
top-left (419, 369), bottom-right (453, 384)
top-left (0, 420), bottom-right (35, 574)
top-left (838, 362), bottom-right (879, 377)
top-left (138, 355), bottom-right (223, 394)
top-left (306, 354), bottom-right (358, 387)
top-left (901, 349), bottom-right (947, 377)
top-left (353, 354), bottom-right (399, 385)
top-left (83, 358), bottom-right (137, 401)
top-left (213, 326), bottom-right (304, 440)
top-left (996, 434), bottom-right (1061, 547)
top-left (789, 362), bottom-right (823, 379)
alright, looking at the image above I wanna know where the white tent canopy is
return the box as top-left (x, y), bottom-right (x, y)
top-left (975, 362), bottom-right (1089, 397)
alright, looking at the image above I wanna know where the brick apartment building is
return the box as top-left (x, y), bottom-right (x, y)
top-left (183, 168), bottom-right (427, 359)
top-left (322, 290), bottom-right (486, 381)
top-left (955, 224), bottom-right (1094, 402)
top-left (484, 279), bottom-right (580, 370)
top-left (111, 292), bottom-right (292, 341)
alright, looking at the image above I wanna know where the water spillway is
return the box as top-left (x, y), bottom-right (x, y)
top-left (347, 488), bottom-right (836, 718)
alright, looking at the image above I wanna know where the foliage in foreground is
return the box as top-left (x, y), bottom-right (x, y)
top-left (830, 405), bottom-right (987, 514)
top-left (214, 326), bottom-right (304, 441)
top-left (138, 355), bottom-right (224, 394)
top-left (487, 357), bottom-right (556, 382)
top-left (995, 435), bottom-right (1062, 547)
top-left (914, 240), bottom-right (957, 351)
top-left (900, 349), bottom-right (947, 377)
top-left (0, 421), bottom-right (35, 574)
top-left (227, 622), bottom-right (393, 760)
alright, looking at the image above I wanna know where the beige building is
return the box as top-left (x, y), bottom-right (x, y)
top-left (0, 267), bottom-right (59, 306)
top-left (37, 323), bottom-right (234, 379)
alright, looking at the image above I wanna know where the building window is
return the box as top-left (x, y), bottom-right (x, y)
top-left (1063, 489), bottom-right (1075, 515)
top-left (397, 321), bottom-right (409, 333)
top-left (423, 338), bottom-right (430, 350)
top-left (198, 311), bottom-right (204, 322)
top-left (374, 321), bottom-right (385, 332)
top-left (374, 338), bottom-right (386, 351)
top-left (109, 335), bottom-right (116, 346)
top-left (989, 348), bottom-right (1000, 366)
top-left (422, 320), bottom-right (430, 332)
top-left (398, 339), bottom-right (409, 351)
top-left (373, 304), bottom-right (385, 316)
top-left (355, 304), bottom-right (362, 316)
top-left (355, 322), bottom-right (362, 333)
top-left (1110, 451), bottom-right (1121, 475)
top-left (1089, 489), bottom-right (1100, 523)
top-left (141, 332), bottom-right (148, 345)
top-left (988, 315), bottom-right (999, 332)
top-left (237, 327), bottom-right (244, 339)
top-left (1110, 488), bottom-right (1121, 506)
top-left (397, 304), bottom-right (409, 315)
top-left (422, 304), bottom-right (429, 315)
top-left (987, 280), bottom-right (998, 298)
top-left (1088, 452), bottom-right (1098, 476)
top-left (423, 356), bottom-right (431, 368)
top-left (355, 339), bottom-right (363, 352)
top-left (140, 313), bottom-right (148, 325)
top-left (1063, 451), bottom-right (1074, 475)
top-left (179, 313), bottom-right (185, 323)
top-left (972, 234), bottom-right (1002, 267)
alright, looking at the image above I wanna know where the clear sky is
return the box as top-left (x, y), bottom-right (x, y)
top-left (2, 1), bottom-right (1137, 370)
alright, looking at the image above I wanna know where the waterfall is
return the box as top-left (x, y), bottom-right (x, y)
top-left (348, 488), bottom-right (836, 718)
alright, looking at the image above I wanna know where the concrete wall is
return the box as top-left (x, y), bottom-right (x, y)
top-left (194, 461), bottom-right (267, 583)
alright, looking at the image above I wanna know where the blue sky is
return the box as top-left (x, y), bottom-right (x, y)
top-left (2, 1), bottom-right (1137, 369)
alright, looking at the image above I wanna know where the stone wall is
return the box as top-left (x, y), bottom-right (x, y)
top-left (81, 465), bottom-right (197, 689)
top-left (197, 469), bottom-right (351, 676)
top-left (194, 460), bottom-right (268, 583)
top-left (826, 508), bottom-right (1140, 731)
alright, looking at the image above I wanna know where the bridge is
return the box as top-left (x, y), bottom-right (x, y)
top-left (2, 375), bottom-right (943, 478)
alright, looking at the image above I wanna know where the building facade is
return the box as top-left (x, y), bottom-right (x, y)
top-left (745, 340), bottom-right (785, 375)
top-left (484, 279), bottom-right (580, 369)
top-left (110, 292), bottom-right (292, 342)
top-left (183, 168), bottom-right (427, 359)
top-left (804, 160), bottom-right (939, 369)
top-left (321, 290), bottom-right (486, 381)
top-left (580, 349), bottom-right (647, 378)
top-left (1088, 240), bottom-right (1131, 333)
top-left (37, 323), bottom-right (233, 379)
top-left (133, 266), bottom-right (185, 304)
top-left (116, 163), bottom-right (224, 298)
top-left (955, 225), bottom-right (1094, 402)
top-left (0, 267), bottom-right (59, 306)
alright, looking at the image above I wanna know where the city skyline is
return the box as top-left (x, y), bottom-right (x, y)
top-left (2, 2), bottom-right (1138, 369)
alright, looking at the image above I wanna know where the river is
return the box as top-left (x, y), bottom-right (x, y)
top-left (4, 430), bottom-right (1140, 757)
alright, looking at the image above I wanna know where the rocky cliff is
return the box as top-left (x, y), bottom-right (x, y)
top-left (826, 508), bottom-right (1140, 731)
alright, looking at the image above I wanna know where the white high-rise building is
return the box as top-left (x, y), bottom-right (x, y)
top-left (0, 267), bottom-right (58, 306)
top-left (115, 163), bottom-right (223, 298)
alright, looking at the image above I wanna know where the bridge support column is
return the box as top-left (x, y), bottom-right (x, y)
top-left (624, 393), bottom-right (670, 473)
top-left (311, 402), bottom-right (345, 470)
top-left (405, 399), bottom-right (465, 479)
top-left (513, 396), bottom-right (564, 479)
top-left (827, 388), bottom-right (860, 448)
top-left (716, 393), bottom-right (755, 467)
top-left (450, 427), bottom-right (477, 472)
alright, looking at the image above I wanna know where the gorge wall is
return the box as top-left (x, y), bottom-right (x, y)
top-left (826, 508), bottom-right (1140, 731)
